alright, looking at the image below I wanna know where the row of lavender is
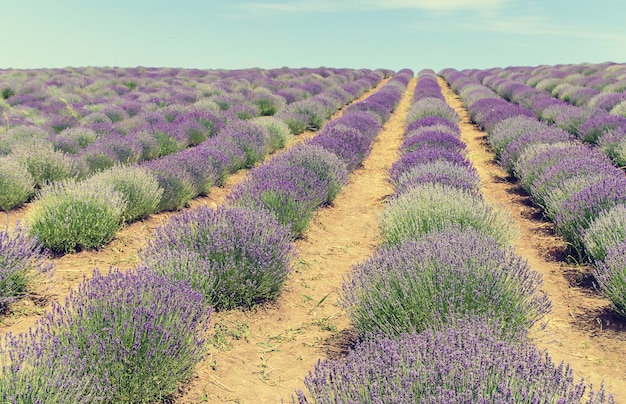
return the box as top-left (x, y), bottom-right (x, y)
top-left (4, 69), bottom-right (388, 254)
top-left (441, 68), bottom-right (626, 321)
top-left (496, 63), bottom-right (626, 111)
top-left (0, 67), bottom-right (389, 211)
top-left (465, 64), bottom-right (626, 167)
top-left (0, 70), bottom-right (409, 402)
top-left (295, 72), bottom-right (610, 402)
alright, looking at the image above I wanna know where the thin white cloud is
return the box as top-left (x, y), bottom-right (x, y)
top-left (455, 14), bottom-right (626, 41)
top-left (239, 0), bottom-right (509, 14)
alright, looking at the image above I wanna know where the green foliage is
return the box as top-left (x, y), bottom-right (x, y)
top-left (0, 156), bottom-right (35, 210)
top-left (86, 165), bottom-right (163, 222)
top-left (27, 179), bottom-right (126, 252)
top-left (380, 183), bottom-right (518, 247)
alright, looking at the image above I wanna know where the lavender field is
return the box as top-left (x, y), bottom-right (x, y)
top-left (1, 64), bottom-right (625, 403)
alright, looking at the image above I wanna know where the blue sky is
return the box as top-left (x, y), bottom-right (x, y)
top-left (1, 0), bottom-right (625, 72)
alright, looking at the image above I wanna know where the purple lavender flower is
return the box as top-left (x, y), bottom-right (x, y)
top-left (141, 206), bottom-right (294, 310)
top-left (1, 266), bottom-right (211, 402)
top-left (344, 100), bottom-right (391, 124)
top-left (406, 97), bottom-right (460, 126)
top-left (388, 147), bottom-right (472, 183)
top-left (220, 119), bottom-right (269, 168)
top-left (0, 223), bottom-right (53, 312)
top-left (555, 176), bottom-right (626, 253)
top-left (595, 241), bottom-right (626, 319)
top-left (499, 128), bottom-right (573, 173)
top-left (341, 227), bottom-right (548, 337)
top-left (228, 162), bottom-right (330, 236)
top-left (579, 114), bottom-right (626, 144)
top-left (142, 158), bottom-right (196, 212)
top-left (273, 143), bottom-right (348, 203)
top-left (395, 160), bottom-right (481, 196)
top-left (401, 131), bottom-right (466, 154)
top-left (583, 205), bottom-right (626, 262)
top-left (295, 316), bottom-right (610, 403)
top-left (405, 115), bottom-right (460, 136)
top-left (323, 111), bottom-right (382, 140)
top-left (488, 115), bottom-right (551, 157)
top-left (309, 124), bottom-right (373, 172)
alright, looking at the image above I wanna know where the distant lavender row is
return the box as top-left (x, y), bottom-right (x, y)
top-left (0, 67), bottom-right (388, 210)
top-left (441, 67), bottom-right (626, 323)
top-left (463, 65), bottom-right (626, 166)
top-left (21, 69), bottom-right (387, 252)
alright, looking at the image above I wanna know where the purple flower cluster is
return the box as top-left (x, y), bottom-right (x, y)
top-left (1, 266), bottom-right (211, 402)
top-left (0, 224), bottom-right (53, 312)
top-left (443, 68), bottom-right (626, 263)
top-left (555, 176), bottom-right (626, 253)
top-left (594, 241), bottom-right (626, 318)
top-left (140, 206), bottom-right (294, 310)
top-left (341, 227), bottom-right (550, 337)
top-left (295, 317), bottom-right (610, 403)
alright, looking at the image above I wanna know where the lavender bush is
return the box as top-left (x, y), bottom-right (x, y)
top-left (578, 115), bottom-right (626, 144)
top-left (555, 177), bottom-right (626, 253)
top-left (1, 266), bottom-right (211, 403)
top-left (0, 224), bottom-right (52, 312)
top-left (295, 317), bottom-right (610, 404)
top-left (598, 129), bottom-right (626, 167)
top-left (11, 143), bottom-right (80, 187)
top-left (388, 147), bottom-right (471, 184)
top-left (221, 120), bottom-right (269, 168)
top-left (140, 206), bottom-right (294, 310)
top-left (228, 162), bottom-right (329, 237)
top-left (279, 99), bottom-right (327, 131)
top-left (323, 111), bottom-right (382, 140)
top-left (0, 156), bottom-right (35, 210)
top-left (86, 165), bottom-right (163, 222)
top-left (142, 158), bottom-right (197, 212)
top-left (401, 131), bottom-right (466, 153)
top-left (341, 227), bottom-right (549, 337)
top-left (488, 116), bottom-right (558, 158)
top-left (583, 205), bottom-right (626, 262)
top-left (499, 129), bottom-right (573, 174)
top-left (309, 124), bottom-right (373, 172)
top-left (26, 179), bottom-right (126, 252)
top-left (344, 100), bottom-right (391, 124)
top-left (594, 241), bottom-right (626, 319)
top-left (395, 160), bottom-right (481, 196)
top-left (405, 97), bottom-right (459, 126)
top-left (380, 183), bottom-right (518, 247)
top-left (252, 116), bottom-right (293, 153)
top-left (274, 143), bottom-right (348, 204)
top-left (406, 115), bottom-right (460, 137)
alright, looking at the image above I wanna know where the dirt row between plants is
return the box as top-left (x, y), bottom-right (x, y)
top-left (0, 78), bottom-right (390, 337)
top-left (439, 77), bottom-right (626, 402)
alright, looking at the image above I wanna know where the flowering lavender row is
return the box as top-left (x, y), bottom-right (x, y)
top-left (466, 65), bottom-right (626, 167)
top-left (292, 72), bottom-right (611, 403)
top-left (440, 68), bottom-right (626, 322)
top-left (295, 317), bottom-right (610, 404)
top-left (0, 67), bottom-right (386, 211)
top-left (384, 70), bottom-right (502, 244)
